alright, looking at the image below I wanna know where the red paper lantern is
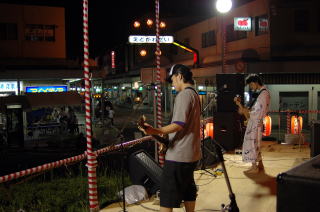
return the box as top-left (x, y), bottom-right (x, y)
top-left (291, 115), bottom-right (303, 134)
top-left (205, 122), bottom-right (214, 139)
top-left (263, 115), bottom-right (272, 136)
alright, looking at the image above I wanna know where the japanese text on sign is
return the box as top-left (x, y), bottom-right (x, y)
top-left (129, 35), bottom-right (174, 44)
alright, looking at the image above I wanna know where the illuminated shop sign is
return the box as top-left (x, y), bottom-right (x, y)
top-left (129, 35), bottom-right (174, 44)
top-left (26, 86), bottom-right (68, 93)
top-left (0, 81), bottom-right (18, 92)
top-left (198, 91), bottom-right (207, 95)
top-left (234, 17), bottom-right (252, 31)
top-left (258, 18), bottom-right (268, 31)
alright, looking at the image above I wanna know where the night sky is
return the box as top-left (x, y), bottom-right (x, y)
top-left (0, 0), bottom-right (251, 58)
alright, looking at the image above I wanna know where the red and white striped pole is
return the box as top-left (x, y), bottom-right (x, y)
top-left (155, 0), bottom-right (164, 167)
top-left (83, 0), bottom-right (99, 211)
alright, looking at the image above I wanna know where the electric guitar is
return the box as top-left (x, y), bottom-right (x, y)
top-left (233, 95), bottom-right (250, 125)
top-left (137, 115), bottom-right (170, 153)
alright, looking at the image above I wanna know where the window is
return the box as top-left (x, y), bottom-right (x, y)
top-left (201, 30), bottom-right (216, 48)
top-left (226, 24), bottom-right (247, 42)
top-left (294, 10), bottom-right (309, 32)
top-left (0, 23), bottom-right (18, 40)
top-left (255, 15), bottom-right (269, 36)
top-left (25, 24), bottom-right (56, 41)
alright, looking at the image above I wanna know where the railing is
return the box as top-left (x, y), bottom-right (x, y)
top-left (0, 136), bottom-right (152, 183)
top-left (267, 110), bottom-right (319, 143)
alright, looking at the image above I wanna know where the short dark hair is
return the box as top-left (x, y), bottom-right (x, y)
top-left (166, 64), bottom-right (194, 84)
top-left (246, 74), bottom-right (263, 86)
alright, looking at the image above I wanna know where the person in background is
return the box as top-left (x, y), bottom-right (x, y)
top-left (106, 105), bottom-right (114, 126)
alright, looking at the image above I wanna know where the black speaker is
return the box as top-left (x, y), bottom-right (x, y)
top-left (213, 112), bottom-right (244, 151)
top-left (216, 74), bottom-right (244, 112)
top-left (310, 122), bottom-right (320, 157)
top-left (128, 150), bottom-right (162, 195)
top-left (197, 137), bottom-right (220, 169)
top-left (277, 154), bottom-right (320, 212)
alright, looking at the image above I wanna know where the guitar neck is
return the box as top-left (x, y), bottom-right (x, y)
top-left (152, 135), bottom-right (169, 145)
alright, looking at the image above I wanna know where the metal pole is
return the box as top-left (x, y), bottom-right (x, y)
top-left (221, 16), bottom-right (225, 73)
top-left (278, 111), bottom-right (281, 143)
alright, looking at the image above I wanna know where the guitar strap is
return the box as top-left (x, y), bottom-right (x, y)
top-left (185, 87), bottom-right (201, 110)
top-left (248, 88), bottom-right (267, 109)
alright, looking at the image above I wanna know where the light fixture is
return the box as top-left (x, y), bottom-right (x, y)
top-left (133, 82), bottom-right (139, 89)
top-left (215, 0), bottom-right (232, 13)
top-left (155, 50), bottom-right (162, 56)
top-left (160, 21), bottom-right (166, 28)
top-left (133, 21), bottom-right (140, 28)
top-left (140, 49), bottom-right (147, 57)
top-left (146, 19), bottom-right (153, 26)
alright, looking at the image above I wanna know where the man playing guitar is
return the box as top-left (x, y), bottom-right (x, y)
top-left (234, 74), bottom-right (270, 174)
top-left (138, 64), bottom-right (201, 212)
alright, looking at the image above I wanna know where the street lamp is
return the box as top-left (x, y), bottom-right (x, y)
top-left (216, 0), bottom-right (232, 14)
top-left (215, 0), bottom-right (232, 73)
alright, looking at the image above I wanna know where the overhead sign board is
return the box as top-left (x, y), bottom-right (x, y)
top-left (129, 35), bottom-right (174, 44)
top-left (26, 86), bottom-right (68, 93)
top-left (234, 17), bottom-right (252, 31)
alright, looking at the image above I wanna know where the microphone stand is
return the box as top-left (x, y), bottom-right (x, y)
top-left (208, 140), bottom-right (239, 212)
top-left (200, 94), bottom-right (239, 211)
top-left (114, 94), bottom-right (149, 212)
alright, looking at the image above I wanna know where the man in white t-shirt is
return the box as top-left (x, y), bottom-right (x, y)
top-left (139, 64), bottom-right (201, 212)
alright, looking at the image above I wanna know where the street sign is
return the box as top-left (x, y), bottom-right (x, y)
top-left (234, 17), bottom-right (252, 31)
top-left (129, 35), bottom-right (174, 44)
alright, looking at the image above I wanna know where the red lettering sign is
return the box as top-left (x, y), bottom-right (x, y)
top-left (259, 20), bottom-right (268, 27)
top-left (237, 19), bottom-right (248, 26)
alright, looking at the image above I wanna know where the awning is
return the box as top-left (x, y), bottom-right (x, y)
top-left (25, 92), bottom-right (83, 109)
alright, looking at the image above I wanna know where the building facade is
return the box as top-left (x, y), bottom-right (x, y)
top-left (0, 3), bottom-right (66, 59)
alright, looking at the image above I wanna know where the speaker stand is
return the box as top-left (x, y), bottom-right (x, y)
top-left (199, 137), bottom-right (217, 177)
top-left (203, 140), bottom-right (239, 212)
